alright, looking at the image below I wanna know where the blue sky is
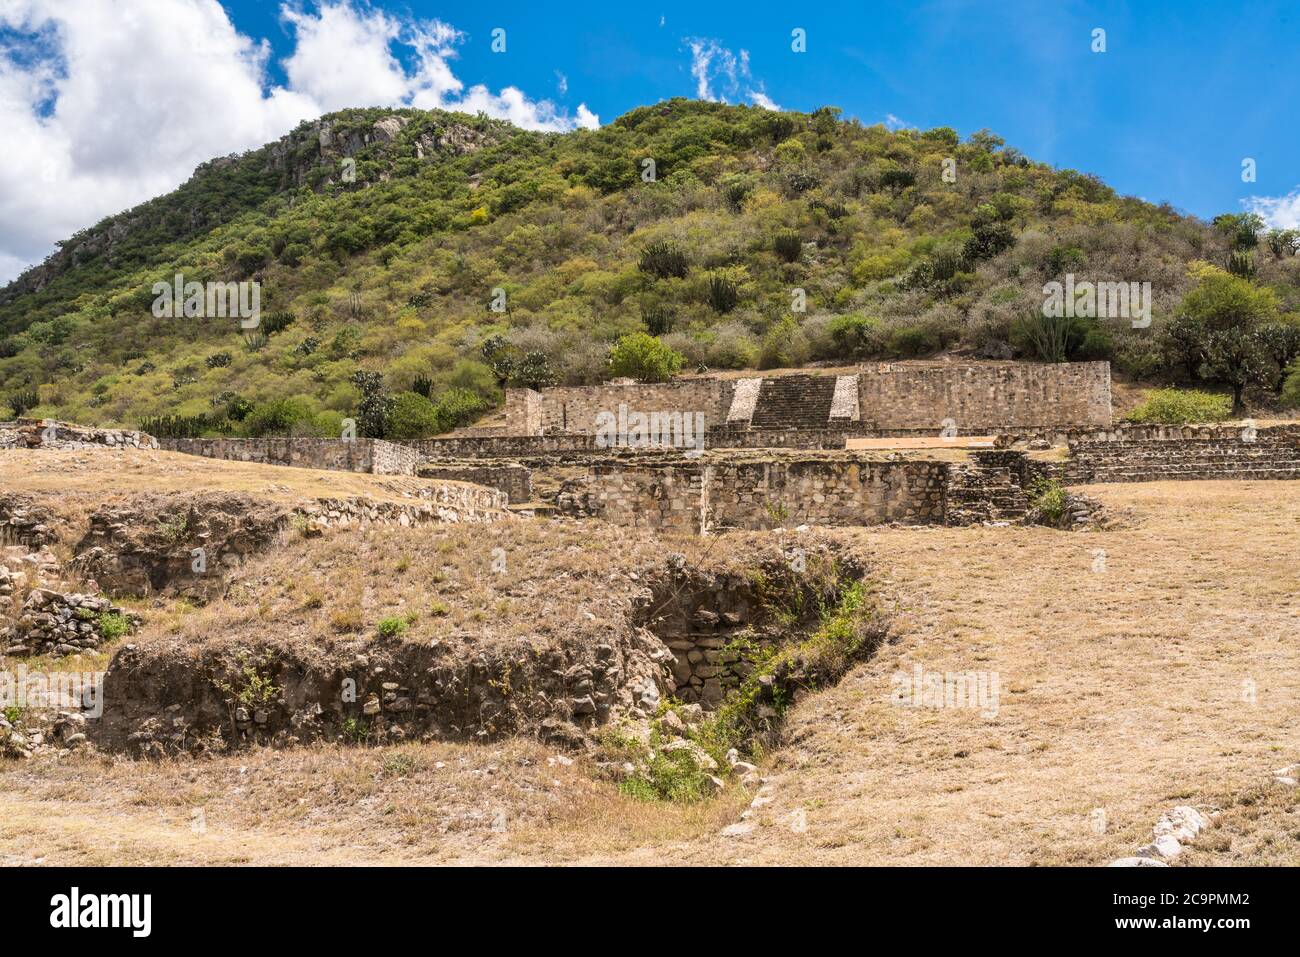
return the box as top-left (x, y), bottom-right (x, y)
top-left (214, 0), bottom-right (1300, 219)
top-left (2, 0), bottom-right (1299, 283)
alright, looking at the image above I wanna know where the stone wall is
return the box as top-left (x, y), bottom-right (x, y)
top-left (1063, 427), bottom-right (1300, 484)
top-left (413, 434), bottom-right (599, 459)
top-left (159, 437), bottom-right (421, 475)
top-left (496, 362), bottom-right (1112, 437)
top-left (504, 378), bottom-right (734, 435)
top-left (557, 457), bottom-right (948, 533)
top-left (1, 419), bottom-right (158, 450)
top-left (503, 389), bottom-right (542, 435)
top-left (417, 463), bottom-right (533, 504)
top-left (1, 585), bottom-right (139, 658)
top-left (858, 361), bottom-right (1112, 430)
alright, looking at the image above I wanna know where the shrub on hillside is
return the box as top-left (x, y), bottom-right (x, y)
top-left (773, 231), bottom-right (803, 263)
top-left (887, 324), bottom-right (941, 358)
top-left (1124, 388), bottom-right (1233, 424)
top-left (387, 391), bottom-right (442, 440)
top-left (608, 333), bottom-right (683, 382)
top-left (1279, 361), bottom-right (1300, 410)
top-left (242, 397), bottom-right (318, 436)
top-left (824, 314), bottom-right (882, 360)
top-left (638, 241), bottom-right (690, 279)
top-left (706, 274), bottom-right (739, 313)
top-left (431, 388), bottom-right (490, 431)
top-left (758, 317), bottom-right (810, 370)
top-left (1011, 313), bottom-right (1105, 363)
top-left (6, 389), bottom-right (39, 417)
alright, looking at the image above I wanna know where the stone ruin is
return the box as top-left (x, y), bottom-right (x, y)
top-left (12, 361), bottom-right (1299, 537)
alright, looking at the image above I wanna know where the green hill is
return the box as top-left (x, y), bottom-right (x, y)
top-left (2, 98), bottom-right (1297, 435)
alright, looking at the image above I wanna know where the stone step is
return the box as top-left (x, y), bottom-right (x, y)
top-left (749, 375), bottom-right (839, 430)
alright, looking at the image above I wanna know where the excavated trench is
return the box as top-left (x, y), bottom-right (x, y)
top-left (3, 486), bottom-right (883, 763)
top-left (83, 537), bottom-right (880, 760)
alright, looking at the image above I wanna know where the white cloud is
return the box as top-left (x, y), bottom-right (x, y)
top-left (1244, 188), bottom-right (1300, 229)
top-left (685, 36), bottom-right (776, 109)
top-left (0, 0), bottom-right (600, 285)
top-left (884, 113), bottom-right (914, 131)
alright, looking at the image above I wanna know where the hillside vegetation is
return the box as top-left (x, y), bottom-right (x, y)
top-left (2, 99), bottom-right (1299, 435)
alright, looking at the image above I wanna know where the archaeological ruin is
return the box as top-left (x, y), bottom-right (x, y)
top-left (7, 360), bottom-right (1300, 536)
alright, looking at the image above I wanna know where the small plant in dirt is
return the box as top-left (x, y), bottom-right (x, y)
top-left (97, 611), bottom-right (130, 641)
top-left (763, 500), bottom-right (790, 527)
top-left (215, 650), bottom-right (281, 709)
top-left (342, 717), bottom-right (369, 743)
top-left (2, 705), bottom-right (22, 726)
top-left (376, 612), bottom-right (417, 638)
top-left (155, 513), bottom-right (190, 546)
top-left (619, 745), bottom-right (715, 803)
top-left (381, 751), bottom-right (420, 777)
top-left (1027, 477), bottom-right (1068, 525)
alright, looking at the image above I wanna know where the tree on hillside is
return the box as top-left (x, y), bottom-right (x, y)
top-left (1258, 319), bottom-right (1300, 392)
top-left (350, 370), bottom-right (392, 438)
top-left (1212, 212), bottom-right (1264, 250)
top-left (1166, 266), bottom-right (1277, 411)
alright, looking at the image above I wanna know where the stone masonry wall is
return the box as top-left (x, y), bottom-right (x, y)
top-left (557, 457), bottom-right (948, 533)
top-left (858, 361), bottom-right (1112, 430)
top-left (1062, 427), bottom-right (1300, 484)
top-left (417, 463), bottom-right (533, 504)
top-left (504, 379), bottom-right (734, 435)
top-left (497, 362), bottom-right (1111, 438)
top-left (159, 437), bottom-right (421, 475)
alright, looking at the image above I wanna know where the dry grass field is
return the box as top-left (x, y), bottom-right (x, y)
top-left (0, 447), bottom-right (477, 506)
top-left (1, 479), bottom-right (1296, 865)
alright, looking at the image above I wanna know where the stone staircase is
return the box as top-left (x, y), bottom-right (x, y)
top-left (749, 375), bottom-right (842, 430)
top-left (944, 463), bottom-right (1031, 525)
top-left (1069, 438), bottom-right (1300, 483)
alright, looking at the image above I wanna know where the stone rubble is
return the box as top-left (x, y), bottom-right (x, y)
top-left (0, 584), bottom-right (137, 658)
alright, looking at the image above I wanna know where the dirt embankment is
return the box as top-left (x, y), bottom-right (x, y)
top-left (89, 521), bottom-right (874, 756)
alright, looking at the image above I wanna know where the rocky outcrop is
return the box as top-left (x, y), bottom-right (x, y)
top-left (0, 419), bottom-right (157, 451)
top-left (71, 493), bottom-right (291, 601)
top-left (0, 494), bottom-right (59, 548)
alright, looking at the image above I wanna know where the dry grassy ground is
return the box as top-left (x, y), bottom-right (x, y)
top-left (1, 479), bottom-right (1296, 865)
top-left (0, 447), bottom-right (477, 506)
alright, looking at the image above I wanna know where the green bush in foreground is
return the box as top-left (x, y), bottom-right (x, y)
top-left (1124, 388), bottom-right (1233, 424)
